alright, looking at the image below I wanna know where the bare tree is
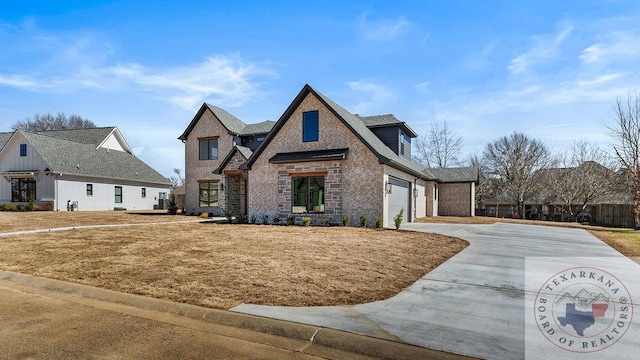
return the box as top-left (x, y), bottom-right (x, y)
top-left (12, 112), bottom-right (96, 131)
top-left (169, 168), bottom-right (185, 188)
top-left (483, 132), bottom-right (552, 218)
top-left (544, 141), bottom-right (617, 219)
top-left (414, 120), bottom-right (463, 168)
top-left (607, 92), bottom-right (640, 229)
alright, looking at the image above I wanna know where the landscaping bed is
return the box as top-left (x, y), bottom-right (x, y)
top-left (0, 218), bottom-right (468, 309)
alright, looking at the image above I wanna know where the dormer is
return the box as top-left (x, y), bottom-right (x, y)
top-left (357, 114), bottom-right (417, 161)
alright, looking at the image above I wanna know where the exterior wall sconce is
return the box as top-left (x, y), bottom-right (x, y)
top-left (385, 182), bottom-right (392, 194)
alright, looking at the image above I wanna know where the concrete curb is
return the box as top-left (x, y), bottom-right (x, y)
top-left (0, 270), bottom-right (474, 360)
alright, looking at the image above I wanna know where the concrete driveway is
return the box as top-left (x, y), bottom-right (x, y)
top-left (233, 223), bottom-right (640, 359)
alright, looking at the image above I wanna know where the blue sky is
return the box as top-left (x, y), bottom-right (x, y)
top-left (1, 1), bottom-right (640, 177)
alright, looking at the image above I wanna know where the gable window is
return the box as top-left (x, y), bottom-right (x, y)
top-left (302, 111), bottom-right (319, 142)
top-left (86, 184), bottom-right (93, 196)
top-left (199, 137), bottom-right (218, 160)
top-left (292, 176), bottom-right (324, 213)
top-left (199, 182), bottom-right (219, 207)
top-left (19, 144), bottom-right (27, 157)
top-left (141, 188), bottom-right (146, 198)
top-left (11, 178), bottom-right (36, 202)
top-left (115, 186), bottom-right (123, 203)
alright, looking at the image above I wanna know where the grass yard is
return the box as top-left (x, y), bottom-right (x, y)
top-left (418, 216), bottom-right (640, 258)
top-left (0, 210), bottom-right (191, 232)
top-left (0, 214), bottom-right (468, 309)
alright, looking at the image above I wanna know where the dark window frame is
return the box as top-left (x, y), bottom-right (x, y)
top-left (86, 184), bottom-right (93, 196)
top-left (291, 176), bottom-right (325, 213)
top-left (199, 137), bottom-right (219, 160)
top-left (199, 182), bottom-right (219, 207)
top-left (141, 188), bottom-right (146, 198)
top-left (302, 111), bottom-right (319, 142)
top-left (11, 178), bottom-right (36, 202)
top-left (115, 186), bottom-right (123, 203)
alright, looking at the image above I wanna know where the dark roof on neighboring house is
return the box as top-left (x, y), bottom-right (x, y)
top-left (357, 114), bottom-right (418, 138)
top-left (242, 84), bottom-right (432, 180)
top-left (17, 129), bottom-right (170, 185)
top-left (269, 148), bottom-right (349, 164)
top-left (426, 167), bottom-right (479, 183)
top-left (240, 120), bottom-right (275, 136)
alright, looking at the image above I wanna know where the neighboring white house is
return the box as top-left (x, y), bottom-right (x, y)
top-left (0, 127), bottom-right (171, 211)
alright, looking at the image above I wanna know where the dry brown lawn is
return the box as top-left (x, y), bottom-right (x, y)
top-left (418, 216), bottom-right (640, 258)
top-left (0, 211), bottom-right (190, 232)
top-left (0, 215), bottom-right (468, 310)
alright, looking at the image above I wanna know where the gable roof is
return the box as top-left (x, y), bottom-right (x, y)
top-left (242, 84), bottom-right (431, 179)
top-left (357, 114), bottom-right (418, 138)
top-left (213, 145), bottom-right (253, 174)
top-left (10, 129), bottom-right (170, 185)
top-left (0, 132), bottom-right (12, 149)
top-left (178, 104), bottom-right (276, 141)
top-left (426, 167), bottom-right (479, 183)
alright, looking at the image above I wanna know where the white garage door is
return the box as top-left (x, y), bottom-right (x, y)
top-left (387, 177), bottom-right (410, 223)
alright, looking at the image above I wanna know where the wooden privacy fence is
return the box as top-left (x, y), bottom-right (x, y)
top-left (595, 204), bottom-right (635, 228)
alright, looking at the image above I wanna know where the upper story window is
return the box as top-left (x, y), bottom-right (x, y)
top-left (199, 137), bottom-right (218, 160)
top-left (19, 144), bottom-right (27, 157)
top-left (302, 111), bottom-right (319, 142)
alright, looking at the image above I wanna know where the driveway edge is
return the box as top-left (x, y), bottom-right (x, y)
top-left (0, 270), bottom-right (473, 360)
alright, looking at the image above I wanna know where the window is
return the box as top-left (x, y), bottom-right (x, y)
top-left (256, 137), bottom-right (264, 142)
top-left (199, 182), bottom-right (219, 207)
top-left (292, 176), bottom-right (325, 213)
top-left (141, 188), bottom-right (146, 198)
top-left (19, 144), bottom-right (27, 157)
top-left (302, 111), bottom-right (319, 142)
top-left (11, 178), bottom-right (36, 202)
top-left (86, 184), bottom-right (93, 196)
top-left (199, 138), bottom-right (218, 160)
top-left (115, 186), bottom-right (122, 203)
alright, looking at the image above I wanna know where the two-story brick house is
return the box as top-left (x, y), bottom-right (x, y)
top-left (179, 84), bottom-right (477, 226)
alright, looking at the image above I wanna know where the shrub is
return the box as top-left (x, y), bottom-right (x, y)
top-left (200, 212), bottom-right (209, 219)
top-left (27, 196), bottom-right (35, 211)
top-left (35, 202), bottom-right (54, 211)
top-left (375, 216), bottom-right (383, 228)
top-left (114, 207), bottom-right (127, 211)
top-left (321, 217), bottom-right (331, 226)
top-left (262, 214), bottom-right (270, 225)
top-left (16, 204), bottom-right (25, 212)
top-left (273, 216), bottom-right (281, 225)
top-left (167, 195), bottom-right (178, 215)
top-left (286, 215), bottom-right (295, 225)
top-left (236, 213), bottom-right (247, 224)
top-left (1, 204), bottom-right (17, 211)
top-left (342, 215), bottom-right (350, 226)
top-left (250, 214), bottom-right (257, 224)
top-left (223, 209), bottom-right (233, 224)
top-left (302, 216), bottom-right (311, 226)
top-left (393, 208), bottom-right (404, 230)
top-left (360, 214), bottom-right (368, 227)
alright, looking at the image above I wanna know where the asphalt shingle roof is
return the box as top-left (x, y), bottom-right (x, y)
top-left (240, 120), bottom-right (275, 135)
top-left (357, 114), bottom-right (401, 126)
top-left (0, 132), bottom-right (12, 149)
top-left (205, 104), bottom-right (246, 134)
top-left (20, 129), bottom-right (170, 185)
top-left (33, 127), bottom-right (115, 145)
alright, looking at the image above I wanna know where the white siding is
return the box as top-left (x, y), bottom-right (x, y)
top-left (0, 133), bottom-right (54, 202)
top-left (55, 176), bottom-right (169, 211)
top-left (99, 133), bottom-right (127, 153)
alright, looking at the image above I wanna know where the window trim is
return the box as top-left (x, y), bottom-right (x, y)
top-left (11, 178), bottom-right (36, 202)
top-left (302, 111), bottom-right (319, 142)
top-left (198, 136), bottom-right (219, 160)
top-left (141, 187), bottom-right (146, 198)
top-left (291, 175), bottom-right (325, 214)
top-left (86, 184), bottom-right (93, 196)
top-left (115, 186), bottom-right (123, 204)
top-left (198, 181), bottom-right (219, 208)
top-left (19, 144), bottom-right (27, 157)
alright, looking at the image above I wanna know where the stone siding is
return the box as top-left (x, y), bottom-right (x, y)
top-left (248, 92), bottom-right (383, 225)
top-left (183, 108), bottom-right (235, 215)
top-left (438, 182), bottom-right (472, 216)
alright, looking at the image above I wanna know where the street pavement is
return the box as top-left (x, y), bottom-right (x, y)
top-left (233, 223), bottom-right (640, 359)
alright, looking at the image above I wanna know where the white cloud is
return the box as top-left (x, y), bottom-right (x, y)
top-left (508, 23), bottom-right (574, 74)
top-left (358, 14), bottom-right (414, 41)
top-left (345, 80), bottom-right (395, 114)
top-left (580, 31), bottom-right (640, 64)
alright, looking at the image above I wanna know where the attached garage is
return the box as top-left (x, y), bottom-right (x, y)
top-left (386, 177), bottom-right (410, 223)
